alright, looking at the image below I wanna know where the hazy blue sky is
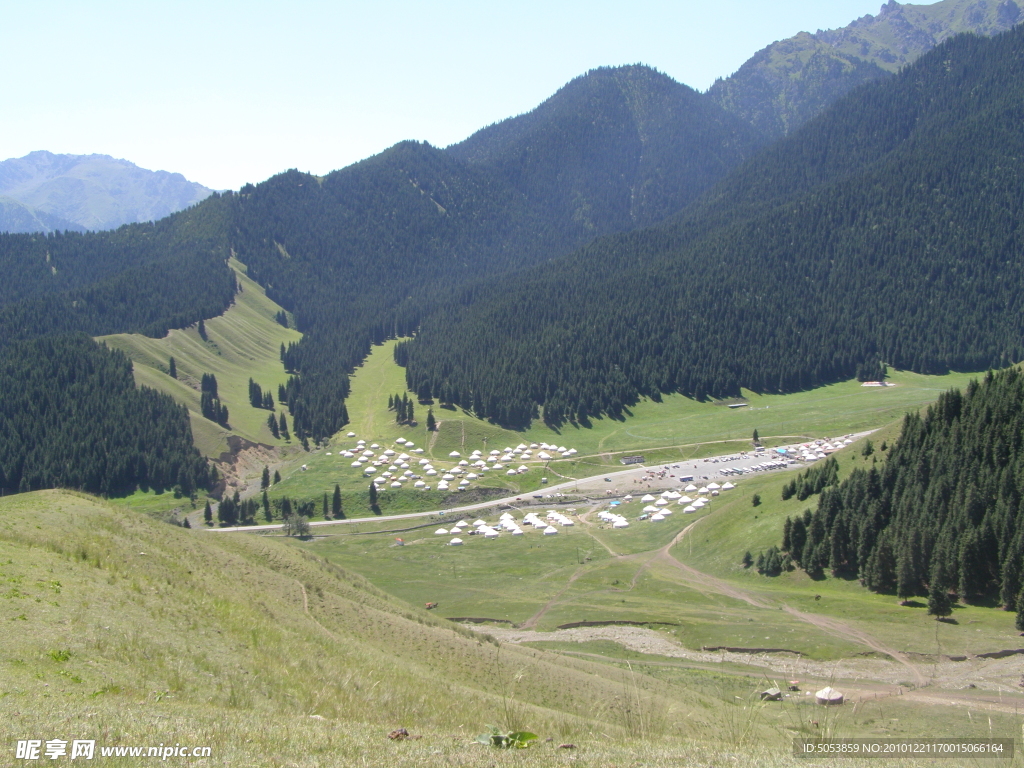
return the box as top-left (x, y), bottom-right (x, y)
top-left (6, 1), bottom-right (893, 190)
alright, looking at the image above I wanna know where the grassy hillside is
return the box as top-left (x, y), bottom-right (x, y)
top-left (98, 258), bottom-right (301, 459)
top-left (0, 488), bottom-right (852, 767)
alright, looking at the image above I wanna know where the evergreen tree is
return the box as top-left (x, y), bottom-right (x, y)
top-left (751, 493), bottom-right (761, 507)
top-left (262, 490), bottom-right (271, 521)
top-left (183, 516), bottom-right (191, 528)
top-left (203, 499), bottom-right (212, 525)
top-left (322, 492), bottom-right (330, 520)
top-left (332, 484), bottom-right (343, 519)
top-left (407, 401), bottom-right (415, 424)
top-left (927, 583), bottom-right (953, 620)
top-left (273, 469), bottom-right (281, 484)
top-left (426, 408), bottom-right (436, 431)
top-left (261, 465), bottom-right (270, 490)
top-left (742, 550), bottom-right (753, 568)
top-left (198, 317), bottom-right (207, 341)
top-left (896, 544), bottom-right (917, 603)
top-left (368, 481), bottom-right (378, 513)
top-left (388, 394), bottom-right (394, 410)
top-left (168, 356), bottom-right (176, 379)
top-left (279, 412), bottom-right (290, 440)
top-left (268, 413), bottom-right (280, 438)
top-left (752, 429), bottom-right (759, 444)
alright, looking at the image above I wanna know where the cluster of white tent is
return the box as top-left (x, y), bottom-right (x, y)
top-left (775, 437), bottom-right (854, 462)
top-left (328, 434), bottom-right (580, 493)
top-left (437, 509), bottom-right (582, 544)
top-left (632, 482), bottom-right (737, 517)
top-left (596, 510), bottom-right (631, 528)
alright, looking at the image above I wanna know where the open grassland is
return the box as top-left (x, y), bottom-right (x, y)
top-left (263, 339), bottom-right (980, 519)
top-left (0, 489), bottom-right (751, 765)
top-left (307, 434), bottom-right (1024, 658)
top-left (97, 258), bottom-right (301, 459)
top-left (4, 490), bottom-right (1019, 767)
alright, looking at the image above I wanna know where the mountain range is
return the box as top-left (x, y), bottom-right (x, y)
top-left (0, 150), bottom-right (214, 233)
top-left (0, 0), bottom-right (1022, 492)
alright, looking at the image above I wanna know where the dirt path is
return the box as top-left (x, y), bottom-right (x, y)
top-left (520, 564), bottom-right (589, 630)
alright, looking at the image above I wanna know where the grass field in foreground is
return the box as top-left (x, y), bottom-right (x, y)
top-left (263, 339), bottom-right (982, 519)
top-left (15, 489), bottom-right (1013, 767)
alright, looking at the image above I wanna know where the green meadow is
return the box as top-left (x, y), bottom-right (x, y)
top-left (261, 338), bottom-right (981, 520)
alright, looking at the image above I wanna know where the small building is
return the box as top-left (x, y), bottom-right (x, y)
top-left (620, 455), bottom-right (645, 465)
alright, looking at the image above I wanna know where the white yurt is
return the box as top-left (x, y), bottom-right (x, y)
top-left (449, 451), bottom-right (461, 458)
top-left (511, 528), bottom-right (524, 536)
top-left (483, 529), bottom-right (500, 539)
top-left (643, 505), bottom-right (660, 513)
top-left (437, 481), bottom-right (450, 490)
top-left (706, 482), bottom-right (721, 491)
top-left (396, 437), bottom-right (406, 444)
top-left (651, 513), bottom-right (665, 522)
top-left (683, 505), bottom-right (697, 513)
top-left (684, 484), bottom-right (698, 492)
top-left (722, 482), bottom-right (735, 490)
top-left (506, 469), bottom-right (517, 475)
top-left (442, 473), bottom-right (455, 480)
top-left (347, 432), bottom-right (356, 437)
top-left (612, 520), bottom-right (630, 528)
top-left (390, 481), bottom-right (402, 488)
top-left (459, 479), bottom-right (470, 486)
top-left (641, 494), bottom-right (656, 502)
top-left (406, 442), bottom-right (415, 448)
top-left (655, 498), bottom-right (669, 506)
top-left (449, 538), bottom-right (463, 546)
top-left (414, 480), bottom-right (426, 488)
top-left (697, 487), bottom-right (710, 495)
top-left (815, 687), bottom-right (844, 706)
top-left (370, 443), bottom-right (380, 449)
top-left (679, 496), bottom-right (693, 503)
top-left (543, 526), bottom-right (558, 535)
top-left (435, 528), bottom-right (448, 535)
top-left (426, 469), bottom-right (438, 476)
top-left (351, 461), bottom-right (363, 467)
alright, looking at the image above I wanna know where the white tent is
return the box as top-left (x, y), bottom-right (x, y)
top-left (370, 443), bottom-right (380, 449)
top-left (442, 473), bottom-right (455, 480)
top-left (651, 513), bottom-right (665, 522)
top-left (655, 498), bottom-right (669, 506)
top-left (684, 484), bottom-right (698, 492)
top-left (483, 529), bottom-right (500, 538)
top-left (473, 519), bottom-right (486, 526)
top-left (722, 482), bottom-right (735, 490)
top-left (706, 483), bottom-right (721, 490)
top-left (449, 451), bottom-right (461, 457)
top-left (405, 442), bottom-right (415, 448)
top-left (396, 437), bottom-right (406, 444)
top-left (347, 432), bottom-right (356, 437)
top-left (435, 528), bottom-right (448, 535)
top-left (390, 481), bottom-right (402, 488)
top-left (612, 520), bottom-right (629, 528)
top-left (351, 461), bottom-right (363, 467)
top-left (511, 528), bottom-right (524, 536)
top-left (538, 451), bottom-right (552, 460)
top-left (449, 538), bottom-right (463, 546)
top-left (683, 505), bottom-right (697, 513)
top-left (641, 494), bottom-right (656, 502)
top-left (543, 526), bottom-right (558, 535)
top-left (697, 487), bottom-right (710, 495)
top-left (643, 505), bottom-right (660, 513)
top-left (506, 469), bottom-right (517, 475)
top-left (426, 469), bottom-right (437, 476)
top-left (679, 495), bottom-right (693, 503)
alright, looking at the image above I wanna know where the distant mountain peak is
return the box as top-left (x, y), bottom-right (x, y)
top-left (710, 0), bottom-right (1022, 138)
top-left (0, 151), bottom-right (214, 233)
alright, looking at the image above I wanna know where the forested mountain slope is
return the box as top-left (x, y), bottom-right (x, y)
top-left (447, 65), bottom-right (764, 229)
top-left (779, 367), bottom-right (1024, 619)
top-left (0, 151), bottom-right (214, 232)
top-left (396, 27), bottom-right (1024, 428)
top-left (0, 65), bottom-right (762, 493)
top-left (709, 0), bottom-right (1021, 138)
top-left (223, 65), bottom-right (763, 441)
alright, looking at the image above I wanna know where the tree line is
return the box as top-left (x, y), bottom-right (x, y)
top-left (776, 367), bottom-right (1024, 626)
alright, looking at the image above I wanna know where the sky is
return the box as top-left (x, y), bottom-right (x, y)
top-left (4, 1), bottom-right (893, 191)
